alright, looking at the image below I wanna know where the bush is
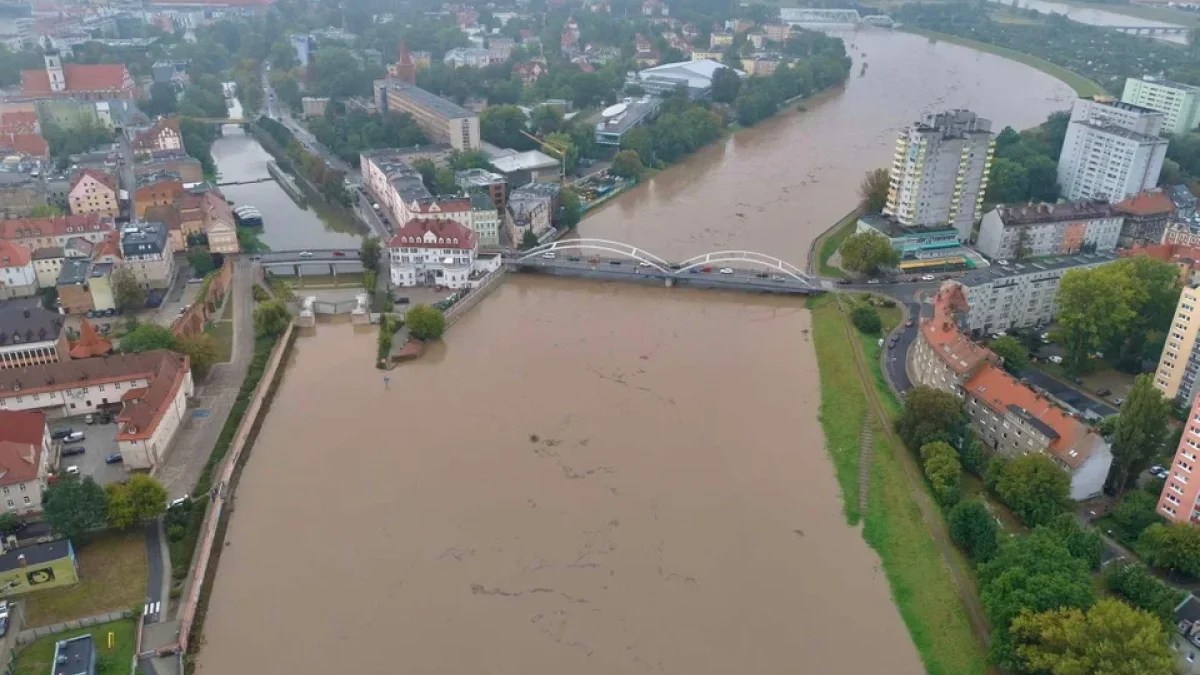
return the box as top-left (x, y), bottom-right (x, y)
top-left (1106, 563), bottom-right (1186, 627)
top-left (167, 524), bottom-right (185, 542)
top-left (920, 441), bottom-right (961, 505)
top-left (252, 285), bottom-right (269, 302)
top-left (850, 306), bottom-right (882, 334)
top-left (948, 499), bottom-right (999, 562)
top-left (406, 304), bottom-right (446, 341)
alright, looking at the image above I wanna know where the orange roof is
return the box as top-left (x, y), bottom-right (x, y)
top-left (132, 116), bottom-right (181, 152)
top-left (0, 240), bottom-right (32, 268)
top-left (920, 283), bottom-right (996, 376)
top-left (68, 319), bottom-right (112, 359)
top-left (0, 213), bottom-right (112, 241)
top-left (964, 364), bottom-right (1101, 469)
top-left (1115, 190), bottom-right (1175, 217)
top-left (0, 111), bottom-right (38, 134)
top-left (92, 232), bottom-right (121, 261)
top-left (1121, 242), bottom-right (1200, 265)
top-left (71, 168), bottom-right (117, 193)
top-left (115, 352), bottom-right (189, 442)
top-left (0, 410), bottom-right (45, 486)
top-left (21, 63), bottom-right (131, 97)
top-left (143, 204), bottom-right (182, 231)
top-left (0, 132), bottom-right (48, 157)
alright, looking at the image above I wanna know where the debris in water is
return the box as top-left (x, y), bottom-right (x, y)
top-left (530, 434), bottom-right (540, 443)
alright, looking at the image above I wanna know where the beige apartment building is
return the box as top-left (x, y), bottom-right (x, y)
top-left (376, 81), bottom-right (480, 151)
top-left (1155, 285), bottom-right (1200, 406)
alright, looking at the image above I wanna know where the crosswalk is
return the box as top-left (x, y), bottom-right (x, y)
top-left (144, 601), bottom-right (160, 617)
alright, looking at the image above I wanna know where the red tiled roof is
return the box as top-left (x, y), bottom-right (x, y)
top-left (920, 283), bottom-right (996, 376)
top-left (21, 63), bottom-right (131, 97)
top-left (115, 351), bottom-right (189, 442)
top-left (387, 217), bottom-right (476, 250)
top-left (143, 204), bottom-right (182, 232)
top-left (0, 410), bottom-right (45, 487)
top-left (0, 112), bottom-right (38, 135)
top-left (1121, 242), bottom-right (1200, 265)
top-left (0, 350), bottom-right (180, 399)
top-left (0, 132), bottom-right (48, 157)
top-left (0, 240), bottom-right (32, 268)
top-left (0, 213), bottom-right (112, 241)
top-left (92, 232), bottom-right (121, 261)
top-left (71, 168), bottom-right (117, 193)
top-left (131, 116), bottom-right (181, 152)
top-left (1115, 190), bottom-right (1175, 217)
top-left (69, 319), bottom-right (112, 359)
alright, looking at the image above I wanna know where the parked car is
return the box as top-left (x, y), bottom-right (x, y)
top-left (1048, 355), bottom-right (1064, 364)
top-left (85, 414), bottom-right (96, 425)
top-left (567, 256), bottom-right (581, 262)
top-left (905, 320), bottom-right (914, 328)
top-left (1040, 333), bottom-right (1051, 343)
top-left (1113, 397), bottom-right (1125, 406)
top-left (104, 308), bottom-right (115, 317)
top-left (920, 274), bottom-right (936, 282)
top-left (299, 251), bottom-right (314, 258)
top-left (996, 259), bottom-right (1009, 266)
top-left (63, 432), bottom-right (84, 444)
top-left (333, 250), bottom-right (345, 257)
top-left (393, 297), bottom-right (410, 305)
top-left (608, 260), bottom-right (621, 266)
top-left (718, 268), bottom-right (734, 275)
top-left (867, 278), bottom-right (880, 284)
top-left (1095, 389), bottom-right (1112, 398)
top-left (61, 446), bottom-right (85, 457)
top-left (85, 310), bottom-right (96, 318)
top-left (541, 252), bottom-right (556, 259)
top-left (169, 495), bottom-right (191, 510)
top-left (51, 429), bottom-right (73, 440)
top-left (1150, 464), bottom-right (1165, 475)
top-left (105, 453), bottom-right (123, 464)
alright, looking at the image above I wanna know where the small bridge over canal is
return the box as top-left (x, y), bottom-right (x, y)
top-left (258, 249), bottom-right (365, 277)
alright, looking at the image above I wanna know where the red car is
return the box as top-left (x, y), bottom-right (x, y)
top-left (333, 250), bottom-right (345, 257)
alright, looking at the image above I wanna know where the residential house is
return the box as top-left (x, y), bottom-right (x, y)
top-left (114, 349), bottom-right (193, 469)
top-left (0, 213), bottom-right (114, 250)
top-left (30, 247), bottom-right (64, 288)
top-left (201, 191), bottom-right (238, 254)
top-left (506, 183), bottom-right (557, 244)
top-left (763, 23), bottom-right (791, 42)
top-left (0, 241), bottom-right (35, 299)
top-left (68, 168), bottom-right (118, 217)
top-left (455, 168), bottom-right (507, 212)
top-left (133, 171), bottom-right (183, 219)
top-left (0, 410), bottom-right (51, 515)
top-left (386, 217), bottom-right (477, 289)
top-left (513, 61), bottom-right (547, 86)
top-left (489, 150), bottom-right (561, 185)
top-left (134, 152), bottom-right (202, 184)
top-left (443, 47), bottom-right (491, 68)
top-left (130, 116), bottom-right (183, 156)
top-left (1115, 190), bottom-right (1176, 245)
top-left (488, 36), bottom-right (514, 63)
top-left (467, 192), bottom-right (501, 248)
top-left (0, 301), bottom-right (66, 368)
top-left (142, 203), bottom-right (184, 252)
top-left (120, 223), bottom-right (174, 289)
top-left (360, 151), bottom-right (471, 229)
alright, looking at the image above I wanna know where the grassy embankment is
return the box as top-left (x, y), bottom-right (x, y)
top-left (808, 293), bottom-right (988, 675)
top-left (12, 619), bottom-right (135, 675)
top-left (811, 209), bottom-right (862, 278)
top-left (898, 26), bottom-right (1107, 98)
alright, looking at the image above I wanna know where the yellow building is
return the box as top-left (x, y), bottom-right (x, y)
top-left (1154, 285), bottom-right (1200, 405)
top-left (0, 540), bottom-right (79, 596)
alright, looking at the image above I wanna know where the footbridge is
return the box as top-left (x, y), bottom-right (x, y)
top-left (257, 248), bottom-right (365, 276)
top-left (1109, 24), bottom-right (1191, 36)
top-left (509, 238), bottom-right (824, 295)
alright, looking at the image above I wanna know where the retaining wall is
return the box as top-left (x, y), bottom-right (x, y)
top-left (445, 267), bottom-right (507, 330)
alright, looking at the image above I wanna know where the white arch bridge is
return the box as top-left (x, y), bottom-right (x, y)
top-left (508, 238), bottom-right (823, 294)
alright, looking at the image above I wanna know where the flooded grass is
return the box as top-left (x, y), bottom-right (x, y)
top-left (22, 531), bottom-right (146, 628)
top-left (814, 210), bottom-right (861, 278)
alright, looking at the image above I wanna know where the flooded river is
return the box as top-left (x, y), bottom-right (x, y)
top-left (210, 126), bottom-right (360, 251)
top-left (197, 28), bottom-right (1075, 675)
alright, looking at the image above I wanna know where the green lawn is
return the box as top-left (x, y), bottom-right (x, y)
top-left (12, 619), bottom-right (135, 675)
top-left (293, 273), bottom-right (365, 288)
top-left (807, 293), bottom-right (989, 675)
top-left (813, 209), bottom-right (862, 278)
top-left (899, 26), bottom-right (1107, 98)
top-left (22, 531), bottom-right (146, 628)
top-left (205, 320), bottom-right (234, 363)
top-left (1058, 0), bottom-right (1200, 24)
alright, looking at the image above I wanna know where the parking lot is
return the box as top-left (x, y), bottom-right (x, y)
top-left (47, 417), bottom-right (129, 486)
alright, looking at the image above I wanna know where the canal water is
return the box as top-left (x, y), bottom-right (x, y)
top-left (196, 28), bottom-right (1075, 675)
top-left (211, 125), bottom-right (361, 252)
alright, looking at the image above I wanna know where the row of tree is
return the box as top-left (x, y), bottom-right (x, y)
top-left (308, 108), bottom-right (428, 166)
top-left (43, 474), bottom-right (168, 541)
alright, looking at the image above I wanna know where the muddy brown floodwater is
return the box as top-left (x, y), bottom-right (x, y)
top-left (197, 279), bottom-right (925, 674)
top-left (197, 28), bottom-right (1076, 675)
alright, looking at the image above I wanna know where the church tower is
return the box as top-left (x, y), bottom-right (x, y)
top-left (44, 48), bottom-right (66, 93)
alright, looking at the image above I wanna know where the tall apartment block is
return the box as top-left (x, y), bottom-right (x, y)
top-left (1158, 391), bottom-right (1200, 523)
top-left (1154, 285), bottom-right (1200, 407)
top-left (1122, 76), bottom-right (1200, 136)
top-left (884, 109), bottom-right (995, 243)
top-left (373, 80), bottom-right (480, 151)
top-left (1057, 98), bottom-right (1169, 203)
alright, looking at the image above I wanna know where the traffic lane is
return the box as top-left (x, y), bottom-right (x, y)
top-left (143, 518), bottom-right (164, 623)
top-left (516, 258), bottom-right (816, 289)
top-left (884, 303), bottom-right (919, 393)
top-left (1020, 368), bottom-right (1119, 418)
top-left (259, 249), bottom-right (361, 264)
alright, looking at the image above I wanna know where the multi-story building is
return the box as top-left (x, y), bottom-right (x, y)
top-left (1154, 284), bottom-right (1200, 406)
top-left (506, 182), bottom-right (560, 244)
top-left (0, 410), bottom-right (52, 515)
top-left (68, 168), bottom-right (118, 217)
top-left (133, 171), bottom-right (183, 218)
top-left (120, 222), bottom-right (174, 289)
top-left (976, 201), bottom-right (1122, 260)
top-left (0, 302), bottom-right (66, 368)
top-left (1057, 98), bottom-right (1169, 203)
top-left (1157, 392), bottom-right (1200, 523)
top-left (201, 191), bottom-right (239, 255)
top-left (455, 168), bottom-right (507, 212)
top-left (0, 213), bottom-right (114, 250)
top-left (1115, 190), bottom-right (1176, 245)
top-left (914, 283), bottom-right (1113, 500)
top-left (20, 50), bottom-right (136, 100)
top-left (134, 152), bottom-right (203, 184)
top-left (958, 252), bottom-right (1119, 335)
top-left (884, 109), bottom-right (995, 242)
top-left (0, 350), bottom-right (193, 470)
top-left (0, 240), bottom-right (35, 299)
top-left (57, 259), bottom-right (96, 314)
top-left (594, 96), bottom-right (663, 146)
top-left (374, 82), bottom-right (480, 151)
top-left (130, 116), bottom-right (183, 156)
top-left (467, 192), bottom-right (501, 248)
top-left (360, 151), bottom-right (471, 228)
top-left (855, 213), bottom-right (970, 272)
top-left (386, 218), bottom-right (477, 289)
top-left (1121, 76), bottom-right (1200, 136)
top-left (443, 47), bottom-right (491, 68)
top-left (30, 247), bottom-right (64, 288)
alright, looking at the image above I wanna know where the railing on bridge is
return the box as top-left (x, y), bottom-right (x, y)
top-left (779, 8), bottom-right (861, 24)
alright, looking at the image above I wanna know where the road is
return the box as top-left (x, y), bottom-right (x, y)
top-left (513, 255), bottom-right (821, 293)
top-left (884, 301), bottom-right (920, 393)
top-left (143, 518), bottom-right (167, 623)
top-left (260, 64), bottom-right (360, 183)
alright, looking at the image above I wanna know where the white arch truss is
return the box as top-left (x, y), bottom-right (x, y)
top-left (675, 250), bottom-right (812, 283)
top-left (519, 238), bottom-right (672, 273)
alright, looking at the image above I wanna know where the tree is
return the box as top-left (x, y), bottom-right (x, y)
top-left (125, 474), bottom-right (168, 524)
top-left (545, 131), bottom-right (579, 174)
top-left (311, 46), bottom-right (368, 98)
top-left (619, 127), bottom-right (653, 166)
top-left (1138, 522), bottom-right (1200, 577)
top-left (360, 236), bottom-right (381, 273)
top-left (990, 454), bottom-right (1070, 527)
top-left (43, 476), bottom-right (107, 541)
top-left (1105, 563), bottom-right (1185, 627)
top-left (111, 267), bottom-right (146, 311)
top-left (610, 149), bottom-right (644, 179)
top-left (1011, 599), bottom-right (1174, 675)
top-left (1055, 264), bottom-right (1137, 371)
top-left (104, 482), bottom-right (136, 530)
top-left (558, 188), bottom-right (582, 229)
top-left (120, 323), bottom-right (178, 353)
top-left (520, 229), bottom-right (540, 250)
top-left (858, 168), bottom-right (890, 212)
top-left (1047, 512), bottom-right (1104, 570)
top-left (406, 305), bottom-right (446, 341)
top-left (1109, 375), bottom-right (1171, 494)
top-left (949, 498), bottom-right (999, 562)
top-left (480, 105), bottom-right (533, 150)
top-left (850, 306), bottom-right (882, 334)
top-left (711, 66), bottom-right (742, 103)
top-left (177, 333), bottom-right (220, 378)
top-left (188, 247), bottom-right (216, 277)
top-left (840, 231), bottom-right (899, 277)
top-left (920, 441), bottom-right (962, 505)
top-left (529, 105), bottom-right (563, 135)
top-left (1111, 489), bottom-right (1163, 541)
top-left (980, 528), bottom-right (1096, 670)
top-left (989, 336), bottom-right (1029, 374)
top-left (254, 299), bottom-right (290, 337)
top-left (895, 385), bottom-right (967, 449)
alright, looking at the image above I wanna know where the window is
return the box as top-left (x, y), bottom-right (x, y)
top-left (22, 496), bottom-right (29, 505)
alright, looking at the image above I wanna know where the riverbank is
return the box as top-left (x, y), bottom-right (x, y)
top-left (807, 207), bottom-right (862, 277)
top-left (898, 26), bottom-right (1106, 97)
top-left (807, 293), bottom-right (989, 675)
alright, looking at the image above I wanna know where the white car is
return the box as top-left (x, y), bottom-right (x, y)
top-left (638, 262), bottom-right (651, 268)
top-left (65, 466), bottom-right (79, 476)
top-left (920, 274), bottom-right (936, 281)
top-left (1048, 355), bottom-right (1063, 365)
top-left (718, 268), bottom-right (734, 275)
top-left (541, 252), bottom-right (556, 259)
top-left (298, 251), bottom-right (314, 258)
top-left (867, 279), bottom-right (880, 284)
top-left (1040, 333), bottom-right (1051, 342)
top-left (63, 431), bottom-right (85, 444)
top-left (996, 259), bottom-right (1009, 266)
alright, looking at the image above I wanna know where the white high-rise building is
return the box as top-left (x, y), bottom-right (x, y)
top-left (1121, 76), bottom-right (1200, 136)
top-left (884, 110), bottom-right (995, 242)
top-left (1057, 98), bottom-right (1169, 203)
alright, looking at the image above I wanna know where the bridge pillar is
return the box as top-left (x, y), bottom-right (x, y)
top-left (664, 277), bottom-right (674, 288)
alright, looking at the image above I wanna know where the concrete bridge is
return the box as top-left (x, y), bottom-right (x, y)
top-left (1109, 24), bottom-right (1192, 35)
top-left (508, 239), bottom-right (825, 295)
top-left (258, 249), bottom-right (365, 277)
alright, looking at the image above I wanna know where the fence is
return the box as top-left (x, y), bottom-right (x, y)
top-left (313, 299), bottom-right (358, 315)
top-left (176, 322), bottom-right (297, 652)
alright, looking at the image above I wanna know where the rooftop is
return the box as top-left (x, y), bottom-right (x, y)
top-left (0, 409), bottom-right (44, 487)
top-left (595, 96), bottom-right (662, 136)
top-left (56, 258), bottom-right (90, 286)
top-left (30, 246), bottom-right (63, 260)
top-left (858, 212), bottom-right (957, 238)
top-left (991, 200), bottom-right (1113, 226)
top-left (116, 350), bottom-right (189, 441)
top-left (71, 168), bottom-right (116, 192)
top-left (633, 58), bottom-right (744, 90)
top-left (69, 318), bottom-right (111, 359)
top-left (913, 109), bottom-right (993, 137)
top-left (0, 214), bottom-right (112, 241)
top-left (511, 181), bottom-right (562, 199)
top-left (0, 239), bottom-right (31, 268)
top-left (1088, 97), bottom-right (1161, 116)
top-left (1131, 74), bottom-right (1200, 93)
top-left (386, 217), bottom-right (477, 251)
top-left (454, 168), bottom-right (504, 188)
top-left (960, 252), bottom-right (1120, 287)
top-left (135, 170), bottom-right (181, 188)
top-left (1075, 120), bottom-right (1164, 144)
top-left (920, 283), bottom-right (996, 376)
top-left (0, 301), bottom-right (62, 346)
top-left (384, 82), bottom-right (474, 120)
top-left (1115, 190), bottom-right (1176, 216)
top-left (1176, 595), bottom-right (1200, 650)
top-left (0, 349), bottom-right (183, 400)
top-left (51, 631), bottom-right (93, 675)
top-left (490, 150), bottom-right (559, 174)
top-left (22, 63), bottom-right (129, 97)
